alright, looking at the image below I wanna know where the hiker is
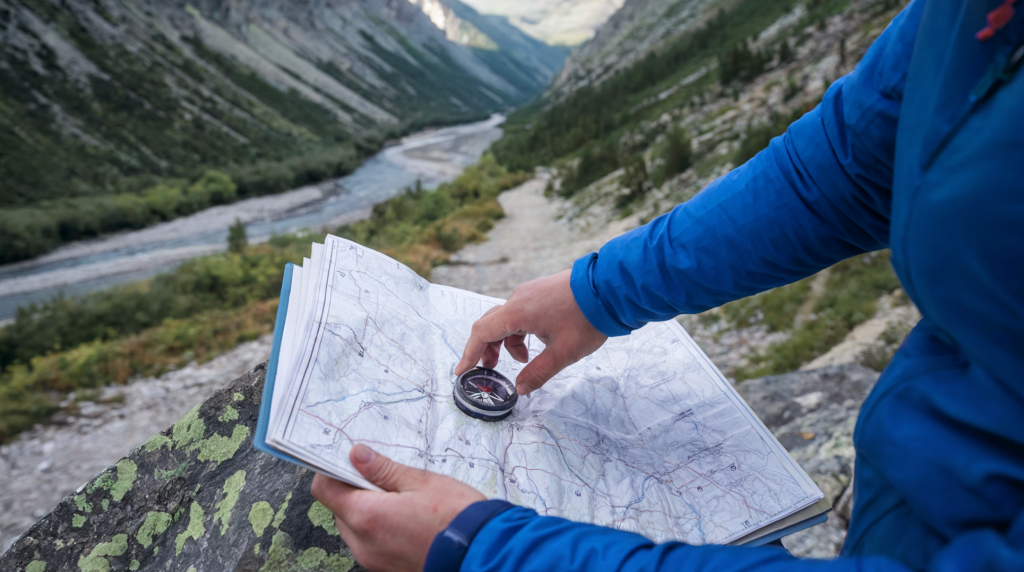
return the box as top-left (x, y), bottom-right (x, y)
top-left (311, 1), bottom-right (1024, 570)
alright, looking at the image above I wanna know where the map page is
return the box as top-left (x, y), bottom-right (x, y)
top-left (263, 236), bottom-right (823, 545)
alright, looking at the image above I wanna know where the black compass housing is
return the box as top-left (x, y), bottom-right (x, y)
top-left (453, 367), bottom-right (517, 422)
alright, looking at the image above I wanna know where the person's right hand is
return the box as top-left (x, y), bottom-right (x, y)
top-left (454, 269), bottom-right (608, 395)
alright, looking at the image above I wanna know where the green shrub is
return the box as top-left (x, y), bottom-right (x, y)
top-left (228, 218), bottom-right (248, 254)
top-left (0, 208), bottom-right (59, 263)
top-left (142, 184), bottom-right (186, 220)
top-left (655, 128), bottom-right (693, 187)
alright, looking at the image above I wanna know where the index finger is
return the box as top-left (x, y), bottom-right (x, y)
top-left (455, 305), bottom-right (519, 376)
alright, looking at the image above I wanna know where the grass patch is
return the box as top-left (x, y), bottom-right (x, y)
top-left (709, 276), bottom-right (814, 333)
top-left (0, 299), bottom-right (278, 441)
top-left (734, 251), bottom-right (902, 380)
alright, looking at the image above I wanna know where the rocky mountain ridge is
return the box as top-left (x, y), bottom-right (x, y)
top-left (548, 0), bottom-right (715, 97)
top-left (460, 0), bottom-right (626, 46)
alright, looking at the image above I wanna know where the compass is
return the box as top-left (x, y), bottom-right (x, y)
top-left (453, 367), bottom-right (518, 422)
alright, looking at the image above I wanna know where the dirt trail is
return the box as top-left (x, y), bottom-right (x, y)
top-left (432, 177), bottom-right (635, 298)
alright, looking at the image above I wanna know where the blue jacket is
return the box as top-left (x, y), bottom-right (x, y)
top-left (425, 1), bottom-right (1024, 570)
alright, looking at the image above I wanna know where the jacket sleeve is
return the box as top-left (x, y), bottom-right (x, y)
top-left (571, 1), bottom-right (923, 337)
top-left (453, 505), bottom-right (1024, 572)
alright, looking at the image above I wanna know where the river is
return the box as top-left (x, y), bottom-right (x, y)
top-left (0, 115), bottom-right (505, 322)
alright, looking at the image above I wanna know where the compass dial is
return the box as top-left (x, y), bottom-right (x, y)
top-left (453, 367), bottom-right (517, 422)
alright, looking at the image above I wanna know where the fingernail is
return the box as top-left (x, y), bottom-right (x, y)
top-left (352, 444), bottom-right (375, 464)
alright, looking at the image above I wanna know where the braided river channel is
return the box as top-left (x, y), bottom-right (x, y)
top-left (0, 115), bottom-right (504, 322)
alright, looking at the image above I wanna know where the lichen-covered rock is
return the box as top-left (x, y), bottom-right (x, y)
top-left (0, 363), bottom-right (361, 572)
top-left (2, 361), bottom-right (879, 570)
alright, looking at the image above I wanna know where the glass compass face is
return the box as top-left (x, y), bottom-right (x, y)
top-left (453, 367), bottom-right (518, 422)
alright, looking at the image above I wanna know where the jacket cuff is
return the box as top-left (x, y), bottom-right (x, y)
top-left (423, 500), bottom-right (515, 572)
top-left (571, 253), bottom-right (633, 337)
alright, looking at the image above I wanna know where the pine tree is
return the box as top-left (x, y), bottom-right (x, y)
top-left (227, 218), bottom-right (248, 253)
top-left (661, 128), bottom-right (692, 183)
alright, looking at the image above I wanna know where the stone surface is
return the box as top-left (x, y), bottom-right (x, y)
top-left (0, 364), bottom-right (361, 572)
top-left (0, 336), bottom-right (273, 554)
top-left (0, 359), bottom-right (879, 570)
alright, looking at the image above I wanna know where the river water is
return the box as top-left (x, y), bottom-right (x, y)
top-left (0, 115), bottom-right (505, 322)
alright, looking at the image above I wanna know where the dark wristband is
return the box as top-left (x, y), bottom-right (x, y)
top-left (423, 500), bottom-right (515, 572)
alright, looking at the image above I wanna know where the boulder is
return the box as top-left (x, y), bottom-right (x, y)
top-left (1, 362), bottom-right (879, 570)
top-left (0, 363), bottom-right (362, 572)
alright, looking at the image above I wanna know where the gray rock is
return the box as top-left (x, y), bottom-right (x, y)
top-left (736, 364), bottom-right (880, 558)
top-left (0, 364), bottom-right (363, 572)
top-left (1, 361), bottom-right (879, 570)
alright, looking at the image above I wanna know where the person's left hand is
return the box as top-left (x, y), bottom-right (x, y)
top-left (311, 444), bottom-right (485, 572)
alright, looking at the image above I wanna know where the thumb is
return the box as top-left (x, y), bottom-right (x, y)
top-left (515, 348), bottom-right (564, 396)
top-left (350, 444), bottom-right (421, 492)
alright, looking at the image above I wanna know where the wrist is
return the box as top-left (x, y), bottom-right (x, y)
top-left (423, 500), bottom-right (515, 572)
top-left (570, 253), bottom-right (633, 337)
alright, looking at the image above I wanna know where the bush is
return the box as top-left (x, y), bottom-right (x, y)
top-left (0, 208), bottom-right (59, 264)
top-left (142, 184), bottom-right (186, 220)
top-left (228, 218), bottom-right (248, 254)
top-left (616, 154), bottom-right (651, 209)
top-left (560, 142), bottom-right (620, 198)
top-left (656, 128), bottom-right (693, 186)
top-left (0, 300), bottom-right (278, 442)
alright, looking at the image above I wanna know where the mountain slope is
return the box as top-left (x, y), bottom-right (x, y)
top-left (0, 0), bottom-right (566, 262)
top-left (0, 0), bottom-right (563, 205)
top-left (409, 0), bottom-right (570, 96)
top-left (549, 0), bottom-right (718, 97)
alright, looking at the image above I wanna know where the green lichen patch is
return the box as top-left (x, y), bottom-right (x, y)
top-left (135, 511), bottom-right (172, 548)
top-left (26, 560), bottom-right (46, 572)
top-left (214, 470), bottom-right (247, 535)
top-left (74, 495), bottom-right (93, 514)
top-left (55, 539), bottom-right (65, 550)
top-left (143, 434), bottom-right (172, 452)
top-left (272, 492), bottom-right (292, 529)
top-left (84, 458), bottom-right (136, 503)
top-left (72, 515), bottom-right (86, 528)
top-left (101, 499), bottom-right (109, 511)
top-left (156, 460), bottom-right (189, 482)
top-left (298, 547), bottom-right (326, 570)
top-left (257, 532), bottom-right (354, 572)
top-left (254, 543), bottom-right (261, 555)
top-left (249, 501), bottom-right (274, 537)
top-left (307, 502), bottom-right (339, 536)
top-left (87, 473), bottom-right (115, 495)
top-left (219, 405), bottom-right (240, 422)
top-left (174, 502), bottom-right (206, 555)
top-left (77, 534), bottom-right (127, 572)
top-left (233, 392), bottom-right (245, 402)
top-left (196, 425), bottom-right (250, 463)
top-left (110, 459), bottom-right (137, 502)
top-left (173, 405), bottom-right (206, 450)
top-left (259, 530), bottom-right (294, 572)
top-left (129, 560), bottom-right (140, 571)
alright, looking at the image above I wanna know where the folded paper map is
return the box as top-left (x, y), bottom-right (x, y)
top-left (256, 236), bottom-right (828, 546)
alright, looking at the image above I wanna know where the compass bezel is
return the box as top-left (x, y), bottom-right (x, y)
top-left (453, 367), bottom-right (517, 421)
